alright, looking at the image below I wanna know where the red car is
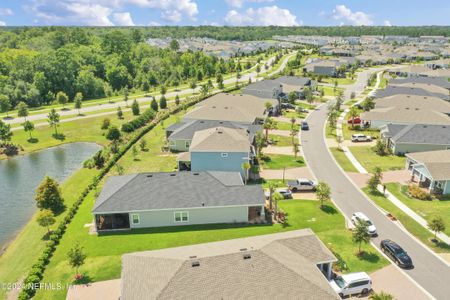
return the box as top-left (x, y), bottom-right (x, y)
top-left (347, 117), bottom-right (362, 124)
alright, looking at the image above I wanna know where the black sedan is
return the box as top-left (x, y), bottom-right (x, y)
top-left (301, 121), bottom-right (309, 130)
top-left (380, 239), bottom-right (413, 269)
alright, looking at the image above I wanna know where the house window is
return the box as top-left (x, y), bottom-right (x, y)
top-left (221, 153), bottom-right (228, 158)
top-left (174, 212), bottom-right (189, 223)
top-left (185, 141), bottom-right (190, 148)
top-left (131, 214), bottom-right (140, 225)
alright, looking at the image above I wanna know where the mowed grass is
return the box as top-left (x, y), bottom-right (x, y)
top-left (2, 110), bottom-right (136, 160)
top-left (276, 121), bottom-right (299, 131)
top-left (268, 134), bottom-right (296, 147)
top-left (34, 200), bottom-right (388, 300)
top-left (260, 154), bottom-right (305, 169)
top-left (329, 147), bottom-right (358, 173)
top-left (363, 188), bottom-right (450, 253)
top-left (349, 146), bottom-right (406, 172)
top-left (386, 183), bottom-right (450, 236)
top-left (0, 168), bottom-right (100, 300)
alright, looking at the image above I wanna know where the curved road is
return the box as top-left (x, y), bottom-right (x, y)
top-left (302, 77), bottom-right (450, 299)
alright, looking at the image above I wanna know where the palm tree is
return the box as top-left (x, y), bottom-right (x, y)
top-left (241, 162), bottom-right (251, 185)
top-left (272, 192), bottom-right (284, 221)
top-left (293, 141), bottom-right (299, 159)
top-left (267, 181), bottom-right (279, 212)
top-left (348, 106), bottom-right (359, 129)
top-left (263, 117), bottom-right (276, 140)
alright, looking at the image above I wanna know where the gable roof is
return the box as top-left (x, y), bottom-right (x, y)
top-left (375, 86), bottom-right (450, 101)
top-left (121, 229), bottom-right (339, 300)
top-left (243, 79), bottom-right (282, 92)
top-left (167, 120), bottom-right (261, 142)
top-left (92, 171), bottom-right (263, 214)
top-left (406, 150), bottom-right (450, 180)
top-left (190, 127), bottom-right (251, 152)
top-left (390, 124), bottom-right (450, 145)
top-left (275, 76), bottom-right (311, 87)
top-left (389, 77), bottom-right (450, 90)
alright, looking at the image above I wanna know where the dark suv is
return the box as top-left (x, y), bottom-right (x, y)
top-left (380, 239), bottom-right (413, 269)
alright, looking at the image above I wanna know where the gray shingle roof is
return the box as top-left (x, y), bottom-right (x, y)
top-left (375, 86), bottom-right (450, 101)
top-left (92, 172), bottom-right (264, 213)
top-left (381, 124), bottom-right (408, 139)
top-left (275, 76), bottom-right (312, 87)
top-left (121, 229), bottom-right (339, 300)
top-left (390, 124), bottom-right (450, 145)
top-left (406, 150), bottom-right (450, 180)
top-left (167, 120), bottom-right (261, 142)
top-left (389, 77), bottom-right (450, 90)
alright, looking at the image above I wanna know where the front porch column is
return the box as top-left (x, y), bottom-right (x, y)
top-left (260, 205), bottom-right (265, 219)
top-left (327, 263), bottom-right (332, 280)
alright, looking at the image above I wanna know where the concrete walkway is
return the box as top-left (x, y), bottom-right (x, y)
top-left (66, 279), bottom-right (120, 300)
top-left (259, 167), bottom-right (313, 180)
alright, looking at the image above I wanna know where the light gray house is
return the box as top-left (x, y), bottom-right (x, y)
top-left (177, 127), bottom-right (253, 177)
top-left (274, 76), bottom-right (316, 99)
top-left (242, 80), bottom-right (283, 100)
top-left (121, 229), bottom-right (340, 300)
top-left (165, 120), bottom-right (261, 152)
top-left (381, 124), bottom-right (450, 154)
top-left (406, 150), bottom-right (450, 195)
top-left (92, 171), bottom-right (265, 231)
top-left (305, 59), bottom-right (345, 77)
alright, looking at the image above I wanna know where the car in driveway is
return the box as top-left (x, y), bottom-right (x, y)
top-left (265, 188), bottom-right (293, 199)
top-left (351, 134), bottom-right (372, 142)
top-left (380, 239), bottom-right (413, 269)
top-left (287, 178), bottom-right (317, 192)
top-left (351, 212), bottom-right (377, 236)
top-left (301, 121), bottom-right (309, 130)
top-left (330, 272), bottom-right (372, 298)
top-left (347, 117), bottom-right (362, 124)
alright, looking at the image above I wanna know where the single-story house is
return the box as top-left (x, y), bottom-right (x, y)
top-left (177, 127), bottom-right (254, 177)
top-left (242, 80), bottom-right (283, 100)
top-left (305, 59), bottom-right (345, 77)
top-left (381, 123), bottom-right (450, 154)
top-left (389, 65), bottom-right (450, 78)
top-left (389, 77), bottom-right (450, 91)
top-left (92, 171), bottom-right (265, 231)
top-left (120, 229), bottom-right (340, 300)
top-left (165, 119), bottom-right (261, 152)
top-left (183, 93), bottom-right (278, 125)
top-left (405, 150), bottom-right (450, 195)
top-left (375, 85), bottom-right (450, 101)
top-left (274, 76), bottom-right (317, 99)
top-left (361, 94), bottom-right (450, 128)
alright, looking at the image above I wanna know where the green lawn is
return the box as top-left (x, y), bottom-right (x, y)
top-left (320, 86), bottom-right (344, 97)
top-left (349, 146), bottom-right (406, 172)
top-left (282, 110), bottom-right (306, 119)
top-left (276, 121), bottom-right (299, 131)
top-left (325, 123), bottom-right (337, 139)
top-left (330, 147), bottom-right (358, 173)
top-left (322, 77), bottom-right (356, 85)
top-left (386, 183), bottom-right (450, 236)
top-left (34, 200), bottom-right (388, 300)
top-left (260, 154), bottom-right (304, 170)
top-left (268, 134), bottom-right (296, 147)
top-left (0, 168), bottom-right (100, 300)
top-left (363, 188), bottom-right (450, 253)
top-left (342, 124), bottom-right (380, 140)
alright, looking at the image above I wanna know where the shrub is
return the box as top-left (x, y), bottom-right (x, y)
top-left (101, 118), bottom-right (110, 130)
top-left (121, 108), bottom-right (156, 133)
top-left (407, 184), bottom-right (432, 200)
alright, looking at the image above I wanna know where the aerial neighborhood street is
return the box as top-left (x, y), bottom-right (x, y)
top-left (1, 2), bottom-right (450, 300)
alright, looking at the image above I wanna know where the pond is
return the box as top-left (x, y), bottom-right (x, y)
top-left (0, 142), bottom-right (101, 248)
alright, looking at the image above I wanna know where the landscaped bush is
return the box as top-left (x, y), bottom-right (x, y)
top-left (407, 184), bottom-right (432, 201)
top-left (121, 108), bottom-right (156, 132)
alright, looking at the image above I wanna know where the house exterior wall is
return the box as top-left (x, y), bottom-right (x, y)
top-left (169, 138), bottom-right (191, 152)
top-left (191, 151), bottom-right (250, 177)
top-left (393, 143), bottom-right (450, 155)
top-left (443, 181), bottom-right (450, 194)
top-left (313, 66), bottom-right (336, 76)
top-left (128, 206), bottom-right (251, 228)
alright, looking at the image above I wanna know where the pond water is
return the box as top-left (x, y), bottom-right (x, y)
top-left (0, 142), bottom-right (101, 248)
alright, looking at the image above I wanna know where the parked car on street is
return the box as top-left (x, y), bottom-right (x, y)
top-left (330, 272), bottom-right (372, 298)
top-left (380, 239), bottom-right (413, 269)
top-left (264, 188), bottom-right (293, 199)
top-left (301, 121), bottom-right (309, 130)
top-left (287, 178), bottom-right (317, 192)
top-left (351, 212), bottom-right (377, 236)
top-left (351, 134), bottom-right (372, 142)
top-left (347, 117), bottom-right (362, 124)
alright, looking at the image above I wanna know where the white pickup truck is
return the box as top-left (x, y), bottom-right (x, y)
top-left (287, 178), bottom-right (318, 192)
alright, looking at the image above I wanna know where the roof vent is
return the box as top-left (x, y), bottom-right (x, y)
top-left (191, 261), bottom-right (200, 267)
top-left (243, 254), bottom-right (252, 260)
top-left (424, 96), bottom-right (428, 99)
top-left (212, 106), bottom-right (216, 108)
top-left (170, 173), bottom-right (176, 177)
top-left (193, 172), bottom-right (199, 175)
top-left (240, 248), bottom-right (248, 252)
top-left (200, 121), bottom-right (205, 123)
top-left (201, 202), bottom-right (205, 207)
top-left (147, 174), bottom-right (153, 178)
top-left (224, 106), bottom-right (228, 109)
top-left (189, 255), bottom-right (197, 259)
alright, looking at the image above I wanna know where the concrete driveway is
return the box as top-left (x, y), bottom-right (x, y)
top-left (347, 170), bottom-right (411, 188)
top-left (66, 279), bottom-right (120, 300)
top-left (263, 145), bottom-right (296, 155)
top-left (260, 167), bottom-right (313, 180)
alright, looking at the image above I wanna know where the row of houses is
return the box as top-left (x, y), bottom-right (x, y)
top-left (92, 76), bottom-right (313, 232)
top-left (361, 76), bottom-right (450, 195)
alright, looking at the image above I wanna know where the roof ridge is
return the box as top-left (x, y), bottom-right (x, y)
top-left (93, 173), bottom-right (139, 212)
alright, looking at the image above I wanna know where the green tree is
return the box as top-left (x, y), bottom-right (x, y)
top-left (241, 162), bottom-right (251, 185)
top-left (74, 92), bottom-right (83, 115)
top-left (159, 95), bottom-right (167, 109)
top-left (47, 109), bottom-right (60, 136)
top-left (170, 39), bottom-right (180, 51)
top-left (0, 95), bottom-right (11, 117)
top-left (131, 145), bottom-right (139, 161)
top-left (0, 120), bottom-right (12, 142)
top-left (67, 242), bottom-right (86, 276)
top-left (255, 132), bottom-right (265, 159)
top-left (267, 181), bottom-right (280, 212)
top-left (175, 94), bottom-right (180, 106)
top-left (139, 139), bottom-right (147, 151)
top-left (93, 151), bottom-right (105, 168)
top-left (23, 120), bottom-right (35, 140)
top-left (288, 91), bottom-right (297, 104)
top-left (104, 83), bottom-right (113, 103)
top-left (367, 167), bottom-right (383, 193)
top-left (263, 117), bottom-right (276, 140)
top-left (17, 102), bottom-right (29, 121)
top-left (348, 106), bottom-right (359, 128)
top-left (117, 106), bottom-right (123, 119)
top-left (189, 80), bottom-right (197, 94)
top-left (36, 209), bottom-right (55, 235)
top-left (160, 85), bottom-right (167, 95)
top-left (353, 220), bottom-right (370, 255)
top-left (56, 91), bottom-right (68, 109)
top-left (293, 141), bottom-right (299, 159)
top-left (272, 192), bottom-right (284, 221)
top-left (131, 99), bottom-right (140, 115)
top-left (34, 176), bottom-right (64, 213)
top-left (123, 87), bottom-right (129, 107)
top-left (316, 181), bottom-right (331, 209)
top-left (106, 126), bottom-right (121, 141)
top-left (428, 216), bottom-right (446, 239)
top-left (101, 118), bottom-right (110, 130)
top-left (151, 98), bottom-right (158, 111)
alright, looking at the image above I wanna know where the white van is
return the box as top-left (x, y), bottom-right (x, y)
top-left (330, 272), bottom-right (372, 298)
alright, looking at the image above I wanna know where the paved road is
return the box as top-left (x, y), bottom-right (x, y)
top-left (301, 104), bottom-right (450, 299)
top-left (4, 52), bottom-right (295, 126)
